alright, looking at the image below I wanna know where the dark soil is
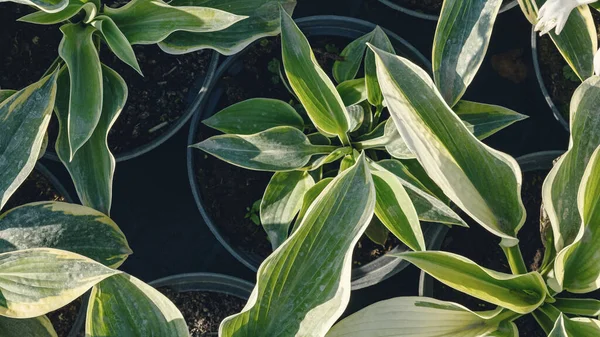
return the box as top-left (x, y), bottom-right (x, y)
top-left (47, 298), bottom-right (83, 337)
top-left (159, 288), bottom-right (245, 337)
top-left (390, 0), bottom-right (511, 16)
top-left (0, 3), bottom-right (62, 90)
top-left (195, 35), bottom-right (401, 268)
top-left (537, 11), bottom-right (600, 123)
top-left (431, 171), bottom-right (548, 336)
top-left (4, 169), bottom-right (66, 210)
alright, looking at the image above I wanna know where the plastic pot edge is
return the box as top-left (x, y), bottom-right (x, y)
top-left (377, 0), bottom-right (519, 21)
top-left (149, 272), bottom-right (254, 300)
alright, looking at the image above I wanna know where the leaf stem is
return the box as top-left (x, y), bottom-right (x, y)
top-left (501, 244), bottom-right (528, 275)
top-left (339, 132), bottom-right (351, 147)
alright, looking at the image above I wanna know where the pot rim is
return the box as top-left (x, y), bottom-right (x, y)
top-left (377, 0), bottom-right (519, 21)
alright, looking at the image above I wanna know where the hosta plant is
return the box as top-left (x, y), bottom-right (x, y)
top-left (0, 201), bottom-right (194, 336)
top-left (193, 8), bottom-right (527, 254)
top-left (0, 0), bottom-right (295, 215)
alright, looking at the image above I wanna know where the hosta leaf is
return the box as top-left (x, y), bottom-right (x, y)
top-left (371, 45), bottom-right (525, 246)
top-left (549, 314), bottom-right (600, 337)
top-left (1, 0), bottom-right (68, 13)
top-left (372, 169), bottom-right (424, 251)
top-left (365, 26), bottom-right (394, 108)
top-left (203, 98), bottom-right (304, 135)
top-left (91, 16), bottom-right (141, 75)
top-left (333, 33), bottom-right (371, 83)
top-left (433, 0), bottom-right (502, 106)
top-left (395, 251), bottom-right (548, 314)
top-left (104, 0), bottom-right (245, 45)
top-left (553, 145), bottom-right (600, 293)
top-left (517, 0), bottom-right (538, 24)
top-left (327, 297), bottom-right (517, 337)
top-left (347, 104), bottom-right (365, 132)
top-left (220, 154), bottom-right (376, 337)
top-left (453, 101), bottom-right (528, 139)
top-left (55, 65), bottom-right (125, 215)
top-left (86, 273), bottom-right (188, 336)
top-left (0, 248), bottom-right (119, 318)
top-left (0, 315), bottom-right (57, 337)
top-left (543, 76), bottom-right (600, 252)
top-left (159, 0), bottom-right (296, 55)
top-left (58, 24), bottom-right (103, 159)
top-left (293, 178), bottom-right (333, 233)
top-left (280, 9), bottom-right (350, 143)
top-left (0, 71), bottom-right (58, 211)
top-left (554, 298), bottom-right (600, 317)
top-left (0, 90), bottom-right (16, 102)
top-left (260, 171), bottom-right (314, 249)
top-left (336, 78), bottom-right (367, 107)
top-left (301, 147), bottom-right (351, 171)
top-left (17, 1), bottom-right (90, 24)
top-left (192, 126), bottom-right (336, 171)
top-left (364, 217), bottom-right (389, 246)
top-left (0, 201), bottom-right (132, 268)
top-left (384, 119), bottom-right (415, 159)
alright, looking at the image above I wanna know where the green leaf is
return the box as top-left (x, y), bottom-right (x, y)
top-left (55, 65), bottom-right (125, 215)
top-left (364, 217), bottom-right (389, 246)
top-left (433, 0), bottom-right (502, 106)
top-left (104, 0), bottom-right (246, 45)
top-left (395, 251), bottom-right (548, 314)
top-left (372, 169), bottom-right (424, 251)
top-left (17, 1), bottom-right (92, 25)
top-left (0, 248), bottom-right (119, 318)
top-left (220, 154), bottom-right (376, 337)
top-left (0, 71), bottom-right (58, 211)
top-left (0, 201), bottom-right (132, 268)
top-left (346, 104), bottom-right (365, 132)
top-left (91, 16), bottom-right (142, 75)
top-left (370, 45), bottom-right (525, 246)
top-left (301, 147), bottom-right (351, 171)
top-left (336, 78), bottom-right (367, 107)
top-left (376, 160), bottom-right (466, 227)
top-left (280, 8), bottom-right (350, 143)
top-left (192, 126), bottom-right (336, 171)
top-left (0, 315), bottom-right (57, 337)
top-left (86, 273), bottom-right (188, 336)
top-left (333, 33), bottom-right (371, 83)
top-left (159, 0), bottom-right (296, 55)
top-left (384, 119), bottom-right (415, 159)
top-left (516, 0), bottom-right (537, 24)
top-left (553, 145), bottom-right (600, 293)
top-left (549, 314), bottom-right (600, 337)
top-left (554, 298), bottom-right (600, 317)
top-left (3, 0), bottom-right (68, 13)
top-left (203, 98), bottom-right (304, 135)
top-left (260, 171), bottom-right (314, 249)
top-left (327, 297), bottom-right (517, 337)
top-left (453, 100), bottom-right (528, 139)
top-left (58, 24), bottom-right (103, 159)
top-left (365, 26), bottom-right (394, 108)
top-left (0, 90), bottom-right (16, 103)
top-left (543, 76), bottom-right (600, 252)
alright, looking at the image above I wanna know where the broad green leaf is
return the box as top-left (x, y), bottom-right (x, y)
top-left (220, 154), bottom-right (376, 337)
top-left (433, 0), bottom-right (502, 106)
top-left (347, 104), bottom-right (365, 132)
top-left (307, 132), bottom-right (331, 145)
top-left (365, 27), bottom-right (394, 108)
top-left (55, 65), bottom-right (125, 215)
top-left (333, 33), bottom-right (371, 83)
top-left (86, 273), bottom-right (188, 336)
top-left (327, 297), bottom-right (517, 337)
top-left (58, 24), bottom-right (103, 159)
top-left (517, 0), bottom-right (538, 24)
top-left (0, 90), bottom-right (16, 103)
top-left (338, 151), bottom-right (358, 174)
top-left (192, 126), bottom-right (336, 171)
top-left (553, 145), bottom-right (600, 293)
top-left (17, 1), bottom-right (93, 24)
top-left (453, 100), bottom-right (528, 139)
top-left (554, 298), bottom-right (600, 317)
top-left (395, 251), bottom-right (548, 314)
top-left (203, 98), bottom-right (304, 135)
top-left (158, 0), bottom-right (296, 55)
top-left (543, 76), bottom-right (600, 252)
top-left (377, 160), bottom-right (466, 227)
top-left (549, 314), bottom-right (600, 336)
top-left (104, 0), bottom-right (246, 45)
top-left (0, 201), bottom-right (132, 268)
top-left (336, 78), bottom-right (367, 107)
top-left (280, 9), bottom-right (350, 143)
top-left (293, 178), bottom-right (333, 233)
top-left (301, 147), bottom-right (351, 171)
top-left (0, 315), bottom-right (57, 337)
top-left (0, 248), bottom-right (119, 318)
top-left (91, 16), bottom-right (142, 75)
top-left (372, 170), bottom-right (424, 251)
top-left (260, 171), bottom-right (315, 249)
top-left (0, 71), bottom-right (58, 211)
top-left (371, 45), bottom-right (525, 246)
top-left (384, 119), bottom-right (415, 159)
top-left (364, 217), bottom-right (389, 246)
top-left (1, 0), bottom-right (68, 13)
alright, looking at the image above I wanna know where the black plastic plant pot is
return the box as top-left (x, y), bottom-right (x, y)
top-left (531, 29), bottom-right (570, 132)
top-left (418, 150), bottom-right (565, 298)
top-left (149, 273), bottom-right (254, 299)
top-left (44, 51), bottom-right (220, 163)
top-left (187, 15), bottom-right (446, 290)
top-left (377, 0), bottom-right (518, 21)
